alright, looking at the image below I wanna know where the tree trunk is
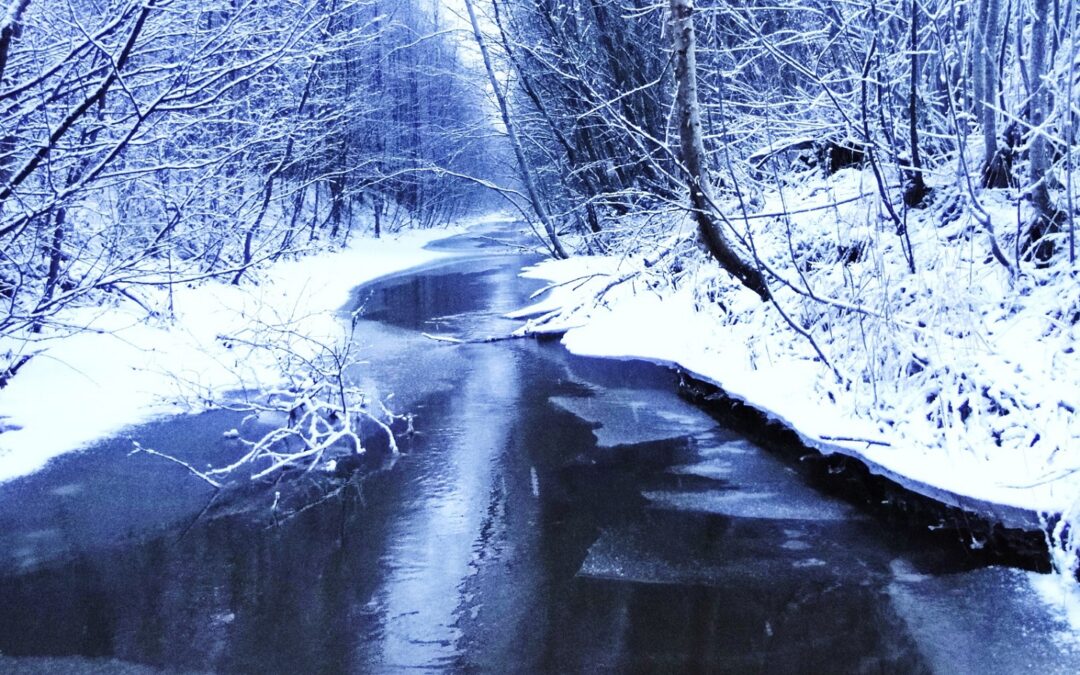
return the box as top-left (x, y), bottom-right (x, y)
top-left (973, 0), bottom-right (989, 120)
top-left (670, 0), bottom-right (769, 300)
top-left (979, 0), bottom-right (1010, 187)
top-left (463, 0), bottom-right (568, 259)
top-left (1027, 0), bottom-right (1057, 260)
top-left (905, 0), bottom-right (928, 205)
top-left (41, 206), bottom-right (66, 311)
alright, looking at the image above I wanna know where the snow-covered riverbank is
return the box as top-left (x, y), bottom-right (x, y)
top-left (0, 226), bottom-right (465, 484)
top-left (512, 166), bottom-right (1080, 538)
top-left (515, 257), bottom-right (1075, 516)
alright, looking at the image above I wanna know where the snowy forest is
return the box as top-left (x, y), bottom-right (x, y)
top-left (0, 0), bottom-right (501, 357)
top-left (3, 0), bottom-right (1080, 670)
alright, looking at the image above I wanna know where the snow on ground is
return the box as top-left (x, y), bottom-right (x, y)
top-left (1030, 570), bottom-right (1080, 640)
top-left (512, 160), bottom-right (1080, 535)
top-left (888, 564), bottom-right (1080, 670)
top-left (0, 225), bottom-right (467, 484)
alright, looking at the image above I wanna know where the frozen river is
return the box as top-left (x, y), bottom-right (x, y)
top-left (0, 224), bottom-right (1078, 673)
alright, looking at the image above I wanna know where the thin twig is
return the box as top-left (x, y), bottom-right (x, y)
top-left (130, 441), bottom-right (223, 488)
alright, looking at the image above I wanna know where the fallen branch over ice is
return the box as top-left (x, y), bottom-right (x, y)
top-left (421, 332), bottom-right (529, 345)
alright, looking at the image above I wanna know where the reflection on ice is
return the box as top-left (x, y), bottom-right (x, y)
top-left (643, 488), bottom-right (858, 521)
top-left (373, 343), bottom-right (519, 670)
top-left (668, 460), bottom-right (735, 480)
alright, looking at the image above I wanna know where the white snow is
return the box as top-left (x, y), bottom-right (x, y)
top-left (1030, 571), bottom-right (1080, 642)
top-left (0, 0), bottom-right (22, 33)
top-left (0, 226), bottom-right (465, 484)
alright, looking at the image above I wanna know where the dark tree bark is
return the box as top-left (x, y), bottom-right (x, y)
top-left (977, 0), bottom-right (1010, 187)
top-left (904, 0), bottom-right (928, 206)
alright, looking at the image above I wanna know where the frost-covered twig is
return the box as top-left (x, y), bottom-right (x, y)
top-left (130, 441), bottom-right (222, 489)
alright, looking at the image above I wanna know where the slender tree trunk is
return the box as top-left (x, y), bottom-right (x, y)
top-left (41, 206), bottom-right (66, 307)
top-left (980, 0), bottom-right (1009, 186)
top-left (309, 185), bottom-right (321, 243)
top-left (1027, 0), bottom-right (1057, 260)
top-left (374, 195), bottom-right (383, 239)
top-left (670, 0), bottom-right (768, 300)
top-left (372, 1), bottom-right (387, 238)
top-left (462, 0), bottom-right (568, 258)
top-left (905, 0), bottom-right (928, 205)
top-left (274, 187), bottom-right (307, 261)
top-left (1028, 0), bottom-right (1053, 211)
top-left (973, 0), bottom-right (989, 119)
top-left (1068, 0), bottom-right (1077, 262)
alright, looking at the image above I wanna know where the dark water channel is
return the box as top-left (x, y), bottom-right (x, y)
top-left (1, 222), bottom-right (1078, 673)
